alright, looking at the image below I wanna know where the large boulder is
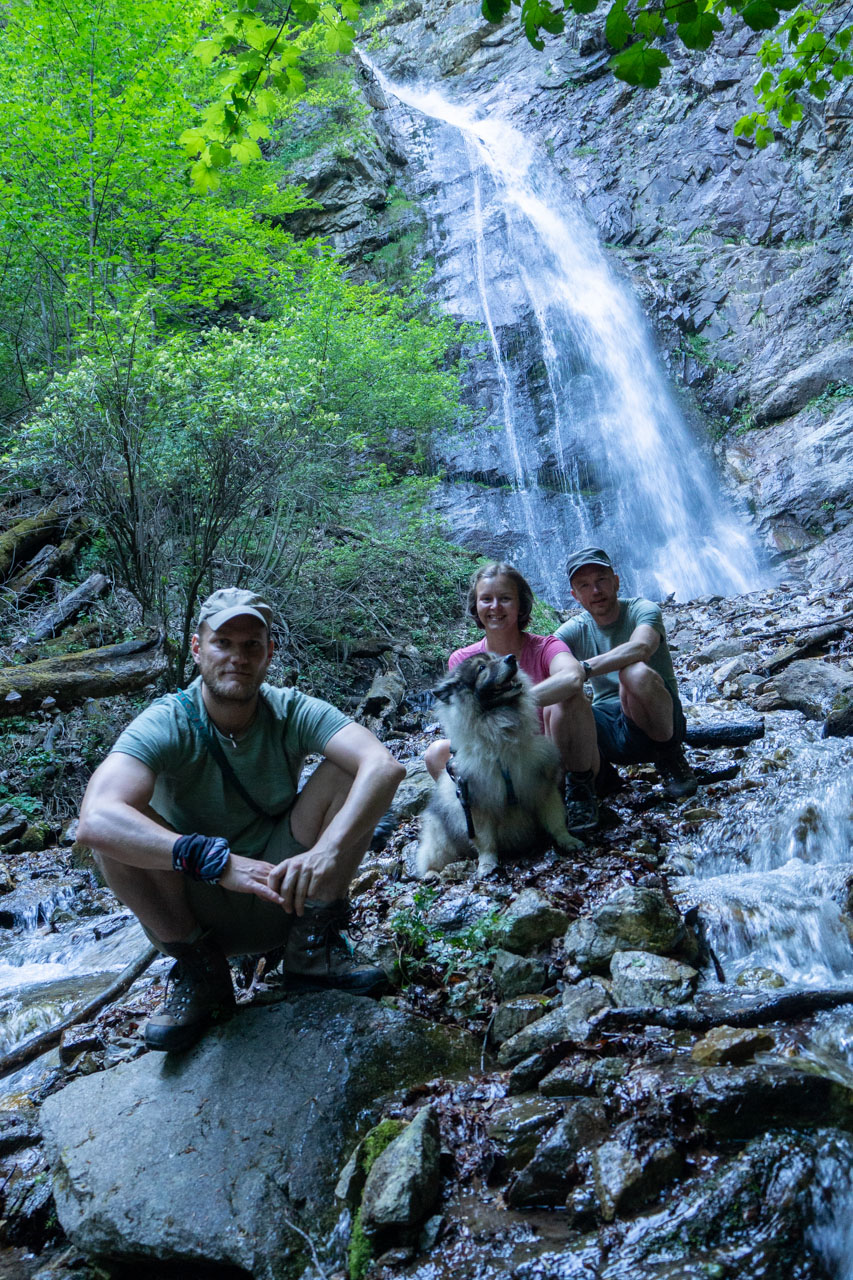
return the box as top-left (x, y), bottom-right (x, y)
top-left (40, 994), bottom-right (476, 1279)
top-left (757, 658), bottom-right (853, 719)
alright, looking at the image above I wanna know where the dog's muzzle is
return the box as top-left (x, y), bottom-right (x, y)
top-left (476, 654), bottom-right (522, 707)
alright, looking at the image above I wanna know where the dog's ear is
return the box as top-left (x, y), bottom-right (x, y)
top-left (431, 674), bottom-right (457, 702)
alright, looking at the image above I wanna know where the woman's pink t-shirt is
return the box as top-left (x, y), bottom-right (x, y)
top-left (448, 632), bottom-right (570, 683)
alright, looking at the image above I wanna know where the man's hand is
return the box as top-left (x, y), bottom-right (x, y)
top-left (218, 852), bottom-right (287, 906)
top-left (268, 846), bottom-right (341, 916)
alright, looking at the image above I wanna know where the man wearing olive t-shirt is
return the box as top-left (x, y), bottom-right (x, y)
top-left (554, 549), bottom-right (697, 800)
top-left (78, 587), bottom-right (405, 1052)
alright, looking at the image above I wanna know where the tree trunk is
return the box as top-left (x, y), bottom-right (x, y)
top-left (0, 500), bottom-right (74, 581)
top-left (11, 572), bottom-right (109, 648)
top-left (0, 630), bottom-right (167, 715)
top-left (4, 520), bottom-right (90, 599)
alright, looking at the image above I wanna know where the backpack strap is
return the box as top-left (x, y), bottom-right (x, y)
top-left (175, 688), bottom-right (278, 821)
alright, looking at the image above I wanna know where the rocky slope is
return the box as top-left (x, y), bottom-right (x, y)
top-left (2, 580), bottom-right (853, 1278)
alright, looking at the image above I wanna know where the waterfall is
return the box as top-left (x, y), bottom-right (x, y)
top-left (366, 61), bottom-right (767, 604)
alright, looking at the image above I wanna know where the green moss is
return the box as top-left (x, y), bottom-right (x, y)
top-left (348, 1117), bottom-right (406, 1280)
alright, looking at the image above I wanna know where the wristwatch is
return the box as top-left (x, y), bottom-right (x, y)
top-left (582, 660), bottom-right (594, 680)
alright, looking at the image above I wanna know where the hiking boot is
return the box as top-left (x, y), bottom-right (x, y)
top-left (565, 770), bottom-right (600, 834)
top-left (655, 744), bottom-right (699, 799)
top-left (144, 933), bottom-right (236, 1053)
top-left (283, 899), bottom-right (388, 996)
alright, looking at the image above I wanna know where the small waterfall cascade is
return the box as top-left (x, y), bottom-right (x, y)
top-left (366, 61), bottom-right (766, 603)
top-left (669, 727), bottom-right (853, 1275)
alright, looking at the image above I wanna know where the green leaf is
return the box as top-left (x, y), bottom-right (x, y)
top-left (247, 119), bottom-right (272, 141)
top-left (610, 42), bottom-right (670, 86)
top-left (190, 158), bottom-right (221, 193)
top-left (568, 0), bottom-right (599, 12)
top-left (677, 10), bottom-right (723, 50)
top-left (636, 9), bottom-right (665, 38)
top-left (193, 38), bottom-right (221, 67)
top-left (733, 112), bottom-right (758, 137)
top-left (606, 0), bottom-right (634, 49)
top-left (482, 0), bottom-right (513, 18)
top-left (178, 127), bottom-right (206, 157)
top-left (328, 25), bottom-right (354, 53)
top-left (520, 0), bottom-right (565, 49)
top-left (741, 0), bottom-right (780, 32)
top-left (208, 140), bottom-right (231, 169)
top-left (668, 0), bottom-right (697, 22)
top-left (230, 137), bottom-right (262, 164)
top-left (755, 124), bottom-right (775, 146)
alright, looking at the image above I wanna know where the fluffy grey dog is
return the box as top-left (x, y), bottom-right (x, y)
top-left (417, 652), bottom-right (582, 879)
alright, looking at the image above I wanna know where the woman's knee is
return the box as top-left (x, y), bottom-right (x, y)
top-left (425, 738), bottom-right (451, 781)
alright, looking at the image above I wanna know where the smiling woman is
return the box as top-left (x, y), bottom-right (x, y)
top-left (423, 561), bottom-right (602, 834)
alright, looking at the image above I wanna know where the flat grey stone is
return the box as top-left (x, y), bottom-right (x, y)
top-left (41, 993), bottom-right (476, 1278)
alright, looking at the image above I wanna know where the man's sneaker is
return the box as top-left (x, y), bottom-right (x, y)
top-left (283, 899), bottom-right (388, 996)
top-left (655, 745), bottom-right (699, 799)
top-left (144, 932), bottom-right (236, 1053)
top-left (565, 770), bottom-right (600, 835)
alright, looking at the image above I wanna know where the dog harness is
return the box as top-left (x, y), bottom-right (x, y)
top-left (445, 752), bottom-right (518, 840)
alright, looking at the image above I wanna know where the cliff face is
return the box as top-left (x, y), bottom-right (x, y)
top-left (298, 0), bottom-right (853, 590)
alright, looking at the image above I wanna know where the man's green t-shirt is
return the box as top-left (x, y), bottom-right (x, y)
top-left (554, 597), bottom-right (682, 712)
top-left (110, 676), bottom-right (350, 857)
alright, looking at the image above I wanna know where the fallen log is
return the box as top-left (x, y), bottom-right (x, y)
top-left (590, 987), bottom-right (853, 1036)
top-left (743, 609), bottom-right (853, 640)
top-left (11, 572), bottom-right (109, 648)
top-left (0, 945), bottom-right (158, 1078)
top-left (0, 629), bottom-right (167, 715)
top-left (684, 718), bottom-right (765, 748)
top-left (0, 500), bottom-right (73, 581)
top-left (4, 521), bottom-right (90, 600)
top-left (764, 622), bottom-right (848, 676)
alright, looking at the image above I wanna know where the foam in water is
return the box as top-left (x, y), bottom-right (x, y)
top-left (364, 60), bottom-right (767, 603)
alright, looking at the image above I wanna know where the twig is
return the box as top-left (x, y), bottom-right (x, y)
top-left (281, 1212), bottom-right (329, 1280)
top-left (742, 609), bottom-right (853, 640)
top-left (0, 945), bottom-right (158, 1078)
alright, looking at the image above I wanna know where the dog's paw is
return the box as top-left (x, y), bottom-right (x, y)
top-left (557, 831), bottom-right (586, 853)
top-left (476, 851), bottom-right (499, 879)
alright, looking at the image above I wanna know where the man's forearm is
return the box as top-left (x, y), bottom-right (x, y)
top-left (585, 638), bottom-right (653, 677)
top-left (532, 666), bottom-right (585, 707)
top-left (77, 802), bottom-right (177, 870)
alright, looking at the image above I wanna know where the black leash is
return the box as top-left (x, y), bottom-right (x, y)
top-left (445, 751), bottom-right (518, 841)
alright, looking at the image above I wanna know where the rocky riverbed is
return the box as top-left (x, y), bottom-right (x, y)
top-left (1, 577), bottom-right (852, 1280)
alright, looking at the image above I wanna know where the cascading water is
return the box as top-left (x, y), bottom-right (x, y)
top-left (364, 61), bottom-right (766, 603)
top-left (667, 723), bottom-right (853, 1277)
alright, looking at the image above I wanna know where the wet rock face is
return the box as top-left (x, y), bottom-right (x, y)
top-left (609, 950), bottom-right (698, 1007)
top-left (40, 994), bottom-right (477, 1278)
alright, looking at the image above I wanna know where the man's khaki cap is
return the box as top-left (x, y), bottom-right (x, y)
top-left (566, 547), bottom-right (614, 582)
top-left (197, 587), bottom-right (273, 633)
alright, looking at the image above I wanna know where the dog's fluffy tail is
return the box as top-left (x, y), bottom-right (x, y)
top-left (416, 810), bottom-right (466, 876)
